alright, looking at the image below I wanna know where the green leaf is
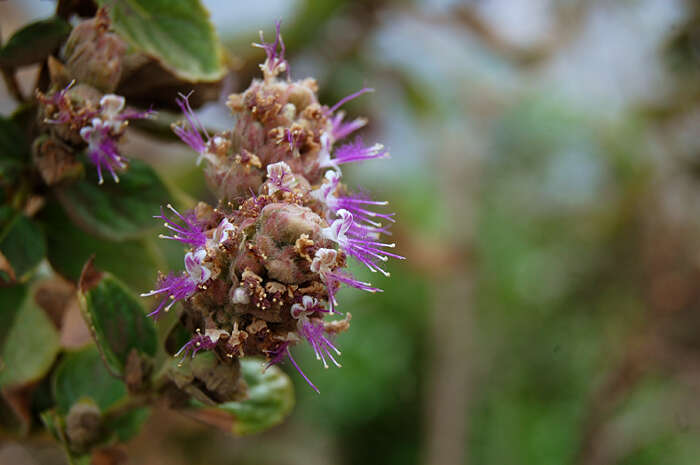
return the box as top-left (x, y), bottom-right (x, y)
top-left (39, 201), bottom-right (163, 293)
top-left (52, 345), bottom-right (128, 415)
top-left (0, 206), bottom-right (47, 283)
top-left (78, 262), bottom-right (157, 376)
top-left (56, 158), bottom-right (170, 241)
top-left (0, 115), bottom-right (29, 161)
top-left (0, 285), bottom-right (25, 343)
top-left (193, 358), bottom-right (295, 435)
top-left (0, 285), bottom-right (60, 389)
top-left (0, 17), bottom-right (71, 69)
top-left (0, 115), bottom-right (30, 201)
top-left (98, 0), bottom-right (225, 82)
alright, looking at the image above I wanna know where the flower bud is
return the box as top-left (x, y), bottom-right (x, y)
top-left (203, 153), bottom-right (264, 202)
top-left (32, 135), bottom-right (83, 185)
top-left (65, 400), bottom-right (102, 451)
top-left (168, 351), bottom-right (247, 404)
top-left (254, 203), bottom-right (331, 283)
top-left (61, 8), bottom-right (126, 92)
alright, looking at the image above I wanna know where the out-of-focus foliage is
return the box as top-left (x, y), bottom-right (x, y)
top-left (0, 284), bottom-right (60, 389)
top-left (0, 17), bottom-right (71, 68)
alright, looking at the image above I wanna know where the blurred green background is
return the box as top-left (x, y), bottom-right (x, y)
top-left (3, 0), bottom-right (700, 464)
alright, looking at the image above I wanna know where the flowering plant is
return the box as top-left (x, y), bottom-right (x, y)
top-left (0, 2), bottom-right (400, 462)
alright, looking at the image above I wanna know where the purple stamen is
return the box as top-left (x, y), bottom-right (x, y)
top-left (322, 210), bottom-right (405, 276)
top-left (300, 321), bottom-right (341, 369)
top-left (266, 161), bottom-right (297, 194)
top-left (328, 87), bottom-right (374, 114)
top-left (81, 122), bottom-right (127, 184)
top-left (331, 112), bottom-right (367, 141)
top-left (252, 20), bottom-right (289, 78)
top-left (175, 332), bottom-right (217, 359)
top-left (313, 171), bottom-right (396, 229)
top-left (266, 342), bottom-right (320, 393)
top-left (141, 273), bottom-right (199, 318)
top-left (328, 138), bottom-right (388, 167)
top-left (154, 204), bottom-right (207, 248)
top-left (173, 92), bottom-right (211, 162)
top-left (141, 249), bottom-right (211, 318)
top-left (117, 106), bottom-right (155, 121)
top-left (286, 346), bottom-right (319, 393)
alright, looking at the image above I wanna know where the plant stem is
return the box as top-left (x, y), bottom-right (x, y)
top-left (1, 67), bottom-right (25, 103)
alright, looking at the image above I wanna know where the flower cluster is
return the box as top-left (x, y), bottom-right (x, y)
top-left (38, 84), bottom-right (153, 184)
top-left (35, 9), bottom-right (152, 185)
top-left (143, 22), bottom-right (403, 392)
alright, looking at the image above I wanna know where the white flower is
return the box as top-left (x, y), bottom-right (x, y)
top-left (184, 248), bottom-right (211, 284)
top-left (311, 248), bottom-right (337, 275)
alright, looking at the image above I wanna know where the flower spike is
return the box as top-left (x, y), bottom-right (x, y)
top-left (144, 22), bottom-right (403, 394)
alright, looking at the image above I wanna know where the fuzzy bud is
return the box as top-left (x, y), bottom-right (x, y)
top-left (32, 135), bottom-right (83, 185)
top-left (65, 400), bottom-right (102, 451)
top-left (203, 152), bottom-right (264, 202)
top-left (255, 203), bottom-right (331, 283)
top-left (168, 351), bottom-right (247, 404)
top-left (61, 8), bottom-right (126, 92)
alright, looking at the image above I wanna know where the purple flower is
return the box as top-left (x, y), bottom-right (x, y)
top-left (319, 135), bottom-right (388, 171)
top-left (184, 248), bottom-right (211, 282)
top-left (312, 171), bottom-right (395, 230)
top-left (41, 81), bottom-right (81, 124)
top-left (265, 296), bottom-right (343, 393)
top-left (80, 119), bottom-right (127, 184)
top-left (266, 161), bottom-right (297, 194)
top-left (140, 273), bottom-right (198, 318)
top-left (322, 209), bottom-right (404, 276)
top-left (311, 248), bottom-right (381, 312)
top-left (98, 94), bottom-right (153, 129)
top-left (141, 249), bottom-right (211, 318)
top-left (208, 217), bottom-right (236, 249)
top-left (75, 94), bottom-right (153, 184)
top-left (173, 92), bottom-right (217, 165)
top-left (290, 295), bottom-right (328, 319)
top-left (253, 20), bottom-right (289, 79)
top-left (299, 320), bottom-right (341, 369)
top-left (155, 204), bottom-right (207, 249)
top-left (175, 328), bottom-right (228, 359)
top-left (290, 296), bottom-right (341, 369)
